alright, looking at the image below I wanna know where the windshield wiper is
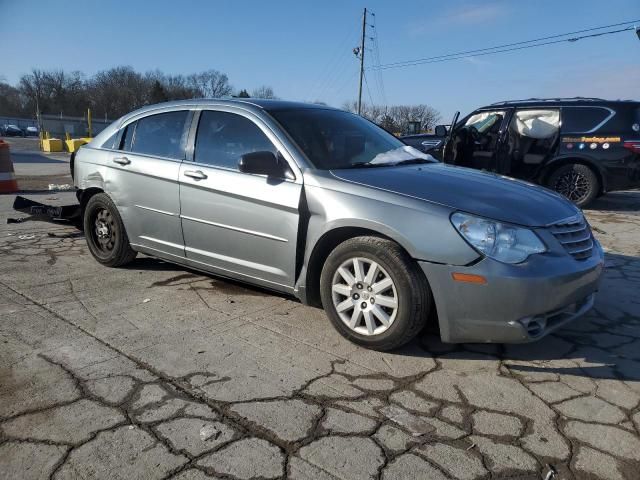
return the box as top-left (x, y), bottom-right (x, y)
top-left (347, 161), bottom-right (393, 168)
top-left (393, 158), bottom-right (434, 166)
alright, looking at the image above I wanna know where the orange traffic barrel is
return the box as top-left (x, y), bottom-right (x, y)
top-left (0, 140), bottom-right (19, 193)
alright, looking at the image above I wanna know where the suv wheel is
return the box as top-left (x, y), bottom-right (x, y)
top-left (320, 236), bottom-right (430, 351)
top-left (547, 163), bottom-right (599, 208)
top-left (84, 193), bottom-right (137, 267)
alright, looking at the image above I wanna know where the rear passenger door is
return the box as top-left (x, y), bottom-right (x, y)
top-left (107, 110), bottom-right (191, 258)
top-left (178, 108), bottom-right (302, 291)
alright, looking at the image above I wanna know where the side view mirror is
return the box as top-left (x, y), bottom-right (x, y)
top-left (434, 125), bottom-right (447, 137)
top-left (238, 151), bottom-right (294, 180)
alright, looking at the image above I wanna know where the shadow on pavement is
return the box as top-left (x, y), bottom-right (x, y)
top-left (123, 249), bottom-right (640, 383)
top-left (585, 190), bottom-right (640, 212)
top-left (11, 151), bottom-right (68, 164)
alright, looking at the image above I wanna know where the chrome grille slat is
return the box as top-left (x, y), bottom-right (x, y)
top-left (550, 225), bottom-right (587, 235)
top-left (566, 240), bottom-right (593, 254)
top-left (549, 216), bottom-right (593, 260)
top-left (554, 230), bottom-right (592, 244)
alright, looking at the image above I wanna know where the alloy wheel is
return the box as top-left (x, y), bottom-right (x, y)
top-left (555, 171), bottom-right (590, 202)
top-left (331, 257), bottom-right (398, 336)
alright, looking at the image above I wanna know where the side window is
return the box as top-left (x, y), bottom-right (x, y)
top-left (512, 109), bottom-right (559, 139)
top-left (561, 107), bottom-right (611, 133)
top-left (464, 111), bottom-right (506, 133)
top-left (100, 130), bottom-right (120, 149)
top-left (130, 111), bottom-right (189, 159)
top-left (194, 110), bottom-right (276, 170)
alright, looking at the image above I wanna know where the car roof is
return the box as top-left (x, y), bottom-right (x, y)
top-left (484, 97), bottom-right (639, 109)
top-left (119, 98), bottom-right (338, 123)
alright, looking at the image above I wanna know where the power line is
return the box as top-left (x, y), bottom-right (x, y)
top-left (310, 18), bottom-right (361, 101)
top-left (372, 20), bottom-right (639, 71)
top-left (363, 71), bottom-right (375, 107)
top-left (370, 14), bottom-right (388, 106)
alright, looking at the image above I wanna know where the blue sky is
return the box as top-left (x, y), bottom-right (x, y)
top-left (1, 0), bottom-right (639, 118)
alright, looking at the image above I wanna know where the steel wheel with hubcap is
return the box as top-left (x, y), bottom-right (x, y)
top-left (320, 236), bottom-right (431, 351)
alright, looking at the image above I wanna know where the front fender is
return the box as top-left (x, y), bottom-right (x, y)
top-left (302, 184), bottom-right (479, 266)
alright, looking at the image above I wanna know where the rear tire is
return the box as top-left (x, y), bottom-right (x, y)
top-left (547, 163), bottom-right (599, 208)
top-left (319, 236), bottom-right (430, 351)
top-left (83, 193), bottom-right (137, 267)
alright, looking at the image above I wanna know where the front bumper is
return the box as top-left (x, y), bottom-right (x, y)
top-left (419, 240), bottom-right (605, 343)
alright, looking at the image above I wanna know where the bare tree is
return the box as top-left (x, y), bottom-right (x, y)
top-left (2, 66), bottom-right (239, 119)
top-left (19, 69), bottom-right (48, 115)
top-left (186, 70), bottom-right (233, 98)
top-left (87, 66), bottom-right (149, 119)
top-left (343, 101), bottom-right (441, 133)
top-left (0, 82), bottom-right (24, 117)
top-left (251, 85), bottom-right (278, 99)
top-left (389, 105), bottom-right (441, 133)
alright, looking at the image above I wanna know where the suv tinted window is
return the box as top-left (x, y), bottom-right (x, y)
top-left (129, 111), bottom-right (188, 159)
top-left (561, 107), bottom-right (610, 133)
top-left (194, 111), bottom-right (276, 169)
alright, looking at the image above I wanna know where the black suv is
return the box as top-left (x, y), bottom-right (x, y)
top-left (418, 98), bottom-right (640, 207)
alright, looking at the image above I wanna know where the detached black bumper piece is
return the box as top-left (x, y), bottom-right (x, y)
top-left (11, 195), bottom-right (81, 226)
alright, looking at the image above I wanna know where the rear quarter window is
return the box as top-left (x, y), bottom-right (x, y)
top-left (561, 107), bottom-right (612, 133)
top-left (99, 130), bottom-right (120, 149)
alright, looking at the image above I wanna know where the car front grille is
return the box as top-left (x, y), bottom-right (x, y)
top-left (549, 215), bottom-right (594, 260)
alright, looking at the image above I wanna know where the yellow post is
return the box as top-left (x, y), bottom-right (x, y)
top-left (87, 108), bottom-right (92, 138)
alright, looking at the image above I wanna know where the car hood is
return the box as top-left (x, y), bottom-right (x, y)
top-left (330, 163), bottom-right (579, 227)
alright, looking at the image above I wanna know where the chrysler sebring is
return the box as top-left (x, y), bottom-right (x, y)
top-left (73, 99), bottom-right (604, 350)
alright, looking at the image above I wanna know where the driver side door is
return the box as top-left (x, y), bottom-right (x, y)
top-left (178, 108), bottom-right (302, 292)
top-left (447, 109), bottom-right (511, 171)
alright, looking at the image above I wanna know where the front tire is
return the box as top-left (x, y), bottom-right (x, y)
top-left (320, 236), bottom-right (431, 351)
top-left (547, 163), bottom-right (599, 208)
top-left (84, 193), bottom-right (137, 267)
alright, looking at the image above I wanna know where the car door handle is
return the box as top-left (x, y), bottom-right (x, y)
top-left (113, 156), bottom-right (131, 166)
top-left (184, 170), bottom-right (207, 180)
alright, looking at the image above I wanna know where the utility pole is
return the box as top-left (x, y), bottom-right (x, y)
top-left (357, 7), bottom-right (367, 115)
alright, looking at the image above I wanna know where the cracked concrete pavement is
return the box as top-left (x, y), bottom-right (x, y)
top-left (0, 190), bottom-right (639, 480)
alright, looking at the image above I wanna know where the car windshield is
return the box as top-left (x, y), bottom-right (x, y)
top-left (268, 108), bottom-right (433, 169)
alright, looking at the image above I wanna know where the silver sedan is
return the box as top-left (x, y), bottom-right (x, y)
top-left (73, 99), bottom-right (604, 350)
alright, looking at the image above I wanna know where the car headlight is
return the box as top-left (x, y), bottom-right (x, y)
top-left (451, 212), bottom-right (546, 264)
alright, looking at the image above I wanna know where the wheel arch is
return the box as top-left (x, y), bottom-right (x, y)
top-left (302, 225), bottom-right (425, 308)
top-left (540, 156), bottom-right (606, 194)
top-left (77, 187), bottom-right (105, 209)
